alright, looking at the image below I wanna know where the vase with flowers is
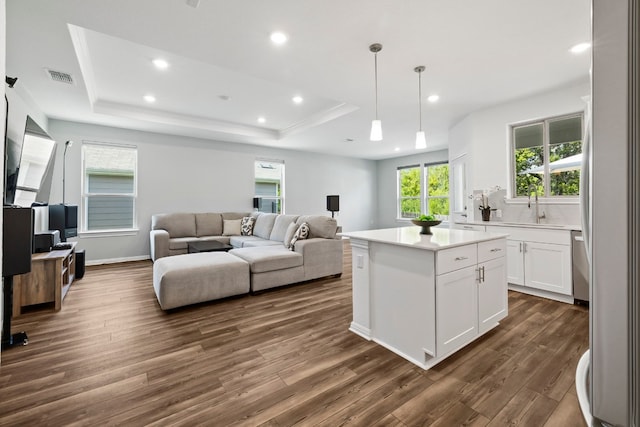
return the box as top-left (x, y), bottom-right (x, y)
top-left (477, 193), bottom-right (491, 221)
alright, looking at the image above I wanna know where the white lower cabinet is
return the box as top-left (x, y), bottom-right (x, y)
top-left (486, 226), bottom-right (573, 297)
top-left (435, 240), bottom-right (507, 356)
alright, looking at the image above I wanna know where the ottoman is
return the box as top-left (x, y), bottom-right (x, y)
top-left (153, 252), bottom-right (250, 310)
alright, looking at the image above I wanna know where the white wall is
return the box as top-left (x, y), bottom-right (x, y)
top-left (47, 119), bottom-right (377, 263)
top-left (449, 80), bottom-right (589, 224)
top-left (376, 149), bottom-right (448, 229)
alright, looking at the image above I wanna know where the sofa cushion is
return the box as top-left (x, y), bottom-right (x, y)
top-left (230, 247), bottom-right (303, 273)
top-left (241, 216), bottom-right (256, 236)
top-left (253, 213), bottom-right (277, 239)
top-left (230, 235), bottom-right (264, 248)
top-left (296, 215), bottom-right (338, 239)
top-left (222, 212), bottom-right (249, 221)
top-left (222, 219), bottom-right (242, 236)
top-left (269, 215), bottom-right (299, 242)
top-left (195, 213), bottom-right (223, 237)
top-left (283, 222), bottom-right (297, 249)
top-left (154, 213), bottom-right (196, 238)
top-left (242, 240), bottom-right (283, 248)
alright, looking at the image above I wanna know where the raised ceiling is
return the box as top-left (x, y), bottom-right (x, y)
top-left (6, 0), bottom-right (591, 160)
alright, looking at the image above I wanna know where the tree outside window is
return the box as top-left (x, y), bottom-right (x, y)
top-left (513, 114), bottom-right (582, 198)
top-left (398, 162), bottom-right (449, 219)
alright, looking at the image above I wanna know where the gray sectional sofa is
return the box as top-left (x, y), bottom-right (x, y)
top-left (150, 211), bottom-right (343, 309)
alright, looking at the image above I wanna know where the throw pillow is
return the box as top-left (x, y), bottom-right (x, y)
top-left (289, 222), bottom-right (310, 250)
top-left (283, 222), bottom-right (298, 249)
top-left (222, 219), bottom-right (242, 236)
top-left (240, 216), bottom-right (256, 236)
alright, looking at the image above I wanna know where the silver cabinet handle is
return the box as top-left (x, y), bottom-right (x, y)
top-left (523, 242), bottom-right (527, 253)
top-left (519, 242), bottom-right (523, 252)
top-left (481, 266), bottom-right (485, 282)
top-left (490, 248), bottom-right (502, 252)
top-left (454, 256), bottom-right (468, 261)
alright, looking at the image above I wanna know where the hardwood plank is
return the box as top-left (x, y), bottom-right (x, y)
top-left (0, 240), bottom-right (590, 425)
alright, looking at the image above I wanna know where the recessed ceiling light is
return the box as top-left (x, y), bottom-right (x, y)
top-left (427, 94), bottom-right (440, 103)
top-left (257, 117), bottom-right (266, 124)
top-left (270, 32), bottom-right (288, 45)
top-left (570, 42), bottom-right (591, 54)
top-left (152, 58), bottom-right (169, 70)
top-left (143, 94), bottom-right (156, 103)
top-left (219, 95), bottom-right (231, 101)
top-left (292, 95), bottom-right (303, 104)
top-left (394, 147), bottom-right (400, 152)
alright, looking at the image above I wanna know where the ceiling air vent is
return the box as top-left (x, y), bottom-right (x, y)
top-left (45, 69), bottom-right (74, 85)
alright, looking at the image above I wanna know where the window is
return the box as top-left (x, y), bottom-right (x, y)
top-left (512, 113), bottom-right (583, 198)
top-left (397, 162), bottom-right (449, 219)
top-left (81, 143), bottom-right (137, 232)
top-left (254, 160), bottom-right (284, 214)
top-left (398, 165), bottom-right (421, 218)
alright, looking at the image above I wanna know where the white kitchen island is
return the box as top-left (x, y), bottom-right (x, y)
top-left (341, 226), bottom-right (509, 370)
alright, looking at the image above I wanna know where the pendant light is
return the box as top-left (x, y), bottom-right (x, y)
top-left (414, 65), bottom-right (427, 149)
top-left (369, 43), bottom-right (383, 141)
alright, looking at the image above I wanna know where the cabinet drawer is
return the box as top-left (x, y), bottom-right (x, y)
top-left (453, 223), bottom-right (486, 232)
top-left (436, 244), bottom-right (477, 275)
top-left (478, 239), bottom-right (506, 263)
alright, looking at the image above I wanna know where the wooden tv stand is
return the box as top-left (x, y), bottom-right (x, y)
top-left (12, 242), bottom-right (77, 316)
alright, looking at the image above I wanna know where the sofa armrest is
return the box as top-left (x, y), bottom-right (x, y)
top-left (293, 237), bottom-right (343, 279)
top-left (150, 229), bottom-right (170, 262)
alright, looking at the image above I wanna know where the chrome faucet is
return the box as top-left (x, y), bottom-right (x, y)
top-left (527, 184), bottom-right (546, 224)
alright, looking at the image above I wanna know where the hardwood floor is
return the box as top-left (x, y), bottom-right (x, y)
top-left (0, 241), bottom-right (588, 426)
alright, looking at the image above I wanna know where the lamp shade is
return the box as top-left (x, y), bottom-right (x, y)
top-left (370, 120), bottom-right (383, 141)
top-left (415, 131), bottom-right (427, 149)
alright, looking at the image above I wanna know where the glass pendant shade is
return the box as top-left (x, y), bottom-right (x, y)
top-left (369, 43), bottom-right (383, 141)
top-left (415, 130), bottom-right (426, 149)
top-left (370, 120), bottom-right (383, 141)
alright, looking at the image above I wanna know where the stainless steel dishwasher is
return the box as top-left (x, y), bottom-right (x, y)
top-left (571, 230), bottom-right (590, 304)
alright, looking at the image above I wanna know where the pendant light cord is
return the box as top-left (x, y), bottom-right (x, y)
top-left (418, 69), bottom-right (423, 131)
top-left (374, 52), bottom-right (379, 120)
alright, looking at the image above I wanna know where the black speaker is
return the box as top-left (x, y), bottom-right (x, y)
top-left (327, 195), bottom-right (340, 213)
top-left (49, 204), bottom-right (78, 242)
top-left (75, 249), bottom-right (85, 280)
top-left (2, 207), bottom-right (33, 277)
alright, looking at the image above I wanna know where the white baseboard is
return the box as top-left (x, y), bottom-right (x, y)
top-left (86, 255), bottom-right (151, 266)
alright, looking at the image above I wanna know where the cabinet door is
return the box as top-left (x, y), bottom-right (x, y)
top-left (478, 257), bottom-right (508, 334)
top-left (506, 239), bottom-right (525, 285)
top-left (524, 241), bottom-right (572, 295)
top-left (436, 265), bottom-right (478, 356)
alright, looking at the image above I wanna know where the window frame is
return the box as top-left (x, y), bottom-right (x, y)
top-left (397, 164), bottom-right (422, 219)
top-left (509, 112), bottom-right (583, 200)
top-left (80, 141), bottom-right (138, 234)
top-left (397, 161), bottom-right (449, 220)
top-left (423, 162), bottom-right (450, 217)
top-left (254, 159), bottom-right (285, 214)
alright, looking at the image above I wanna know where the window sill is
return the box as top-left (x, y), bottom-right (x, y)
top-left (78, 228), bottom-right (139, 238)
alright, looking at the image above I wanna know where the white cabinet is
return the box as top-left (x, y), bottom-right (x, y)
top-left (486, 225), bottom-right (572, 298)
top-left (436, 265), bottom-right (478, 355)
top-left (435, 239), bottom-right (507, 356)
top-left (523, 241), bottom-right (571, 294)
top-left (451, 223), bottom-right (486, 232)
